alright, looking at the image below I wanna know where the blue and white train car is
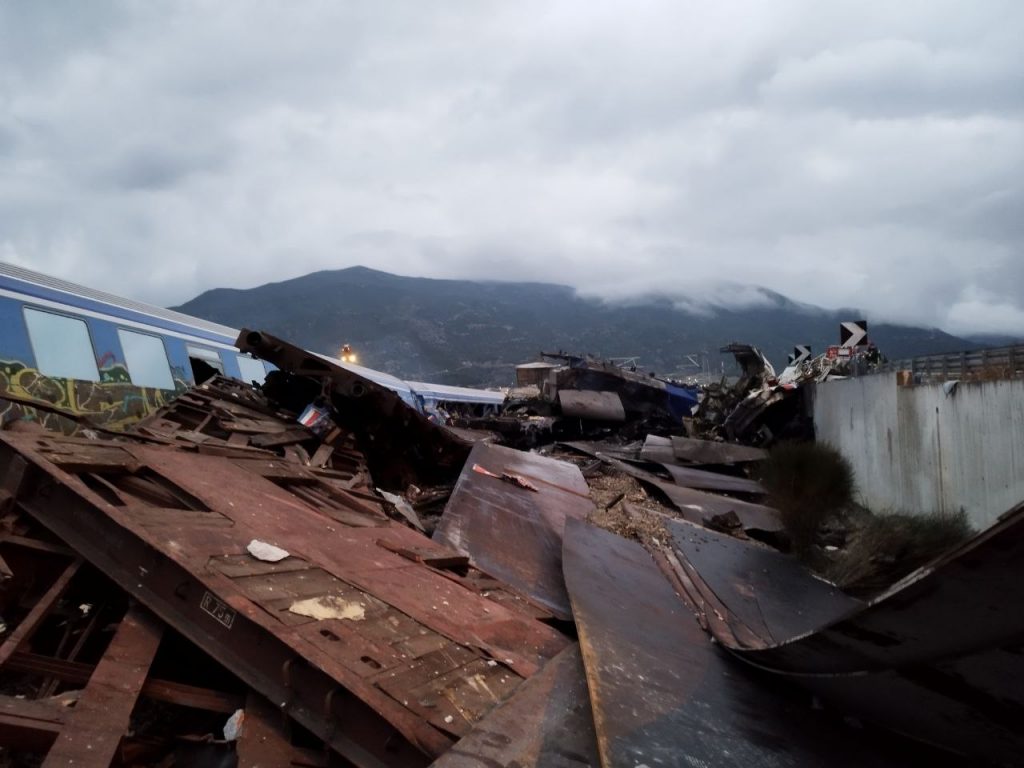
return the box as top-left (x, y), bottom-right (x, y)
top-left (0, 263), bottom-right (503, 431)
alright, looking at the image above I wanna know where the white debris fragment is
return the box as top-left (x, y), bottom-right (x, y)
top-left (247, 539), bottom-right (290, 563)
top-left (288, 595), bottom-right (366, 621)
top-left (223, 708), bottom-right (245, 741)
top-left (444, 715), bottom-right (454, 724)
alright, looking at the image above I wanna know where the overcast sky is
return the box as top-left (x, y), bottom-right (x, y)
top-left (1, 1), bottom-right (1021, 334)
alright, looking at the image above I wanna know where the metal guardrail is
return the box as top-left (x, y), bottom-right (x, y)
top-left (879, 343), bottom-right (1024, 381)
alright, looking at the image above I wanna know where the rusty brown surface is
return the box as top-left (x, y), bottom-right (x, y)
top-left (431, 643), bottom-right (599, 768)
top-left (0, 693), bottom-right (66, 752)
top-left (236, 690), bottom-right (318, 768)
top-left (433, 442), bottom-right (595, 620)
top-left (669, 436), bottom-right (768, 465)
top-left (557, 390), bottom-right (626, 423)
top-left (562, 519), bottom-right (938, 768)
top-left (0, 431), bottom-right (569, 765)
top-left (42, 606), bottom-right (164, 768)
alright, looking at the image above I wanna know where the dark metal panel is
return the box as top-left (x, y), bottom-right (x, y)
top-left (666, 512), bottom-right (1024, 764)
top-left (557, 391), bottom-right (626, 422)
top-left (431, 644), bottom-right (599, 768)
top-left (725, 502), bottom-right (1024, 674)
top-left (562, 519), bottom-right (928, 768)
top-left (434, 443), bottom-right (594, 620)
top-left (667, 520), bottom-right (860, 645)
top-left (670, 436), bottom-right (768, 465)
top-left (616, 452), bottom-right (766, 496)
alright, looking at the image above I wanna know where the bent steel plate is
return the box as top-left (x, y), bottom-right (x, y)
top-left (668, 520), bottom-right (860, 645)
top-left (431, 643), bottom-right (598, 768)
top-left (562, 519), bottom-right (935, 768)
top-left (434, 443), bottom-right (594, 620)
top-left (670, 436), bottom-right (768, 465)
top-left (716, 502), bottom-right (1024, 674)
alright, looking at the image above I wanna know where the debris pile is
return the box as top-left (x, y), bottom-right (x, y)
top-left (0, 327), bottom-right (1017, 767)
top-left (483, 351), bottom-right (699, 446)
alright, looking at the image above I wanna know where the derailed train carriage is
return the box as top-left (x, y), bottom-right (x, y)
top-left (0, 263), bottom-right (503, 431)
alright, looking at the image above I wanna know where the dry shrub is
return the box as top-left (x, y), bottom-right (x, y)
top-left (758, 441), bottom-right (854, 555)
top-left (825, 510), bottom-right (972, 596)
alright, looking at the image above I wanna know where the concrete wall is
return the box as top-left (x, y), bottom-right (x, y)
top-left (812, 373), bottom-right (1024, 530)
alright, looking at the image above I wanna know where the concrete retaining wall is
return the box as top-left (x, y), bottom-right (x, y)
top-left (812, 373), bottom-right (1024, 530)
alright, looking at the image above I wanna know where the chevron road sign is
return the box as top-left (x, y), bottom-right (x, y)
top-left (840, 321), bottom-right (868, 348)
top-left (789, 345), bottom-right (812, 365)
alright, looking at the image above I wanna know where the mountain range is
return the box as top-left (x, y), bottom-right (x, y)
top-left (172, 266), bottom-right (977, 387)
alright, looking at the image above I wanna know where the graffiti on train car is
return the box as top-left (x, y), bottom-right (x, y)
top-left (0, 358), bottom-right (189, 433)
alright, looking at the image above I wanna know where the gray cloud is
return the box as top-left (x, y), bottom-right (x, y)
top-left (0, 0), bottom-right (1022, 336)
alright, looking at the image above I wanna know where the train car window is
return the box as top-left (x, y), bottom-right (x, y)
top-left (186, 344), bottom-right (224, 383)
top-left (236, 354), bottom-right (267, 385)
top-left (117, 329), bottom-right (175, 390)
top-left (23, 308), bottom-right (100, 382)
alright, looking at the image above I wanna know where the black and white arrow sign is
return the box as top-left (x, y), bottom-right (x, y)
top-left (792, 345), bottom-right (812, 364)
top-left (840, 321), bottom-right (868, 348)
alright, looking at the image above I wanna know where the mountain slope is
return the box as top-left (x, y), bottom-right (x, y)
top-left (172, 267), bottom-right (974, 387)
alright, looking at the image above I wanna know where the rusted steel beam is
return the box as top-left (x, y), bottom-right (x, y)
top-left (7, 652), bottom-right (244, 714)
top-left (0, 433), bottom-right (567, 766)
top-left (41, 606), bottom-right (163, 768)
top-left (434, 443), bottom-right (595, 620)
top-left (0, 534), bottom-right (76, 558)
top-left (0, 693), bottom-right (66, 752)
top-left (0, 557), bottom-right (81, 668)
top-left (236, 691), bottom-right (305, 768)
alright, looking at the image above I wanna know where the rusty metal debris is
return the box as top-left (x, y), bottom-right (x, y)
top-left (0, 326), bottom-right (1016, 767)
top-left (434, 443), bottom-right (594, 621)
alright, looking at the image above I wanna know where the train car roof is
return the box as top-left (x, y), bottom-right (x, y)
top-left (1, 261), bottom-right (502, 407)
top-left (406, 381), bottom-right (506, 405)
top-left (312, 353), bottom-right (413, 396)
top-left (0, 262), bottom-right (240, 344)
